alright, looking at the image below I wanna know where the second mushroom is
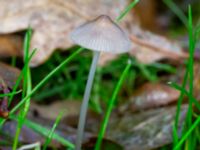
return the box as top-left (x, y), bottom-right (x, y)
top-left (70, 15), bottom-right (131, 150)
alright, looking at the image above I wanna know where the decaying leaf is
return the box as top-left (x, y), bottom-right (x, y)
top-left (107, 105), bottom-right (187, 150)
top-left (97, 24), bottom-right (188, 66)
top-left (1, 121), bottom-right (44, 145)
top-left (119, 82), bottom-right (180, 112)
top-left (82, 137), bottom-right (123, 150)
top-left (0, 0), bottom-right (187, 67)
top-left (30, 100), bottom-right (81, 120)
top-left (0, 34), bottom-right (23, 57)
top-left (129, 27), bottom-right (188, 64)
top-left (0, 0), bottom-right (133, 66)
top-left (0, 62), bottom-right (20, 118)
top-left (0, 62), bottom-right (21, 88)
top-left (0, 83), bottom-right (9, 118)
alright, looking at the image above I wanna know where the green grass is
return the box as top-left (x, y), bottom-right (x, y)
top-left (42, 112), bottom-right (63, 150)
top-left (163, 0), bottom-right (188, 27)
top-left (116, 0), bottom-right (139, 23)
top-left (0, 46), bottom-right (83, 148)
top-left (166, 3), bottom-right (200, 150)
top-left (12, 28), bottom-right (33, 150)
top-left (94, 61), bottom-right (131, 150)
top-left (9, 115), bottom-right (75, 149)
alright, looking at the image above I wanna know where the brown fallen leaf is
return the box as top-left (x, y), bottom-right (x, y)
top-left (107, 105), bottom-right (187, 150)
top-left (0, 83), bottom-right (9, 118)
top-left (30, 100), bottom-right (81, 120)
top-left (0, 0), bottom-right (133, 66)
top-left (0, 34), bottom-right (23, 57)
top-left (119, 82), bottom-right (180, 112)
top-left (82, 105), bottom-right (187, 150)
top-left (0, 0), bottom-right (187, 67)
top-left (1, 121), bottom-right (44, 145)
top-left (0, 62), bottom-right (21, 118)
top-left (98, 27), bottom-right (188, 66)
top-left (82, 137), bottom-right (123, 150)
top-left (129, 27), bottom-right (188, 64)
top-left (0, 62), bottom-right (21, 89)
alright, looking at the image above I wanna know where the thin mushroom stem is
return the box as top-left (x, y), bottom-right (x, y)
top-left (75, 50), bottom-right (100, 150)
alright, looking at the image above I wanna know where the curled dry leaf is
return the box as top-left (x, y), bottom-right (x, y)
top-left (0, 0), bottom-right (133, 66)
top-left (119, 82), bottom-right (180, 112)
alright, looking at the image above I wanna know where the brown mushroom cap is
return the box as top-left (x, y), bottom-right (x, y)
top-left (70, 15), bottom-right (131, 54)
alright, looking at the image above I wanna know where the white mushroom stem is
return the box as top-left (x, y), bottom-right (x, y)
top-left (75, 51), bottom-right (100, 150)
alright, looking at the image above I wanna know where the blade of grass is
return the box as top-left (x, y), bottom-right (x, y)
top-left (116, 0), bottom-right (140, 22)
top-left (0, 90), bottom-right (21, 97)
top-left (163, 0), bottom-right (188, 27)
top-left (183, 6), bottom-right (195, 149)
top-left (135, 61), bottom-right (157, 81)
top-left (42, 112), bottom-right (63, 150)
top-left (168, 82), bottom-right (200, 110)
top-left (94, 60), bottom-right (131, 150)
top-left (23, 118), bottom-right (74, 149)
top-left (149, 62), bottom-right (176, 73)
top-left (173, 116), bottom-right (200, 150)
top-left (13, 28), bottom-right (33, 150)
top-left (170, 66), bottom-right (188, 149)
top-left (9, 114), bottom-right (74, 149)
top-left (8, 48), bottom-right (37, 106)
top-left (11, 56), bottom-right (17, 67)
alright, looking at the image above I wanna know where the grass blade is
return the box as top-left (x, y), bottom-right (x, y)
top-left (94, 61), bottom-right (131, 150)
top-left (116, 0), bottom-right (140, 22)
top-left (42, 112), bottom-right (63, 150)
top-left (163, 0), bottom-right (188, 27)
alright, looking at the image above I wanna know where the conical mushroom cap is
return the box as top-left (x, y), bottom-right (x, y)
top-left (70, 15), bottom-right (131, 54)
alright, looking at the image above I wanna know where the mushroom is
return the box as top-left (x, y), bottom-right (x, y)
top-left (70, 15), bottom-right (131, 150)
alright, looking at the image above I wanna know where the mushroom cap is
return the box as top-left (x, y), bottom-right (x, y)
top-left (70, 15), bottom-right (131, 54)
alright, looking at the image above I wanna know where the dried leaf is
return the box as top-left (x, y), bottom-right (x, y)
top-left (98, 26), bottom-right (188, 66)
top-left (120, 82), bottom-right (180, 112)
top-left (0, 34), bottom-right (23, 57)
top-left (0, 62), bottom-right (20, 89)
top-left (108, 105), bottom-right (187, 150)
top-left (129, 28), bottom-right (188, 64)
top-left (0, 0), bottom-right (132, 66)
top-left (1, 121), bottom-right (44, 145)
top-left (30, 100), bottom-right (81, 120)
top-left (82, 137), bottom-right (123, 150)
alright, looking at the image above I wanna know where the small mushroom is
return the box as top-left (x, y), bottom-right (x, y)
top-left (70, 15), bottom-right (131, 150)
